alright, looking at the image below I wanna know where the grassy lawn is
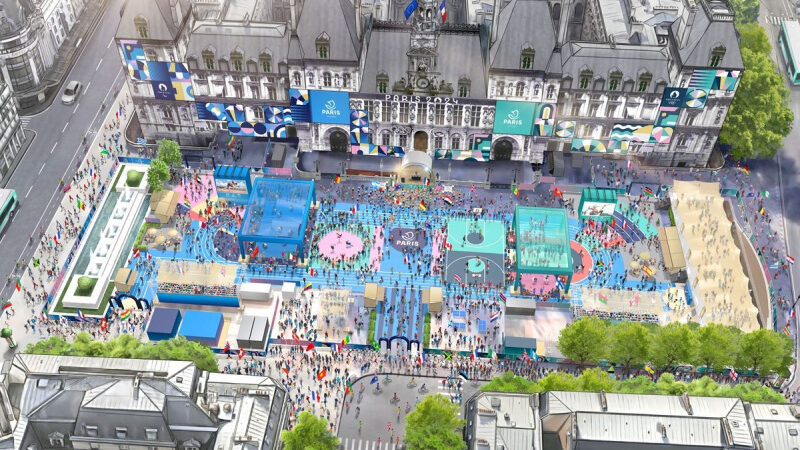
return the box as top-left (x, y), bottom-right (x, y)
top-left (423, 313), bottom-right (431, 348)
top-left (52, 279), bottom-right (114, 316)
top-left (73, 276), bottom-right (97, 296)
top-left (368, 308), bottom-right (377, 342)
top-left (134, 222), bottom-right (161, 251)
top-left (126, 170), bottom-right (144, 187)
top-left (111, 164), bottom-right (125, 191)
top-left (668, 206), bottom-right (676, 226)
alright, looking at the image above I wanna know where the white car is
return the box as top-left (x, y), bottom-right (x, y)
top-left (61, 81), bottom-right (82, 105)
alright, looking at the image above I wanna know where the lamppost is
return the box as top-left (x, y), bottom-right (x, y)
top-left (1, 328), bottom-right (16, 349)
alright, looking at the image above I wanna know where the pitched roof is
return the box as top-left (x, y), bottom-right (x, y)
top-left (296, 0), bottom-right (360, 61)
top-left (560, 42), bottom-right (670, 84)
top-left (490, 0), bottom-right (557, 73)
top-left (185, 21), bottom-right (290, 63)
top-left (116, 0), bottom-right (191, 41)
top-left (678, 7), bottom-right (743, 69)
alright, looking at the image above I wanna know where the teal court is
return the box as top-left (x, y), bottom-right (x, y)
top-left (444, 218), bottom-right (507, 286)
top-left (446, 218), bottom-right (506, 254)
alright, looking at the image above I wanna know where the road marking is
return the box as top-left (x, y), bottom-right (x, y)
top-left (62, 122), bottom-right (69, 133)
top-left (85, 81), bottom-right (91, 92)
top-left (38, 164), bottom-right (45, 175)
top-left (24, 185), bottom-right (33, 199)
top-left (107, 37), bottom-right (114, 49)
top-left (73, 102), bottom-right (80, 114)
top-left (95, 59), bottom-right (103, 71)
top-left (50, 142), bottom-right (57, 154)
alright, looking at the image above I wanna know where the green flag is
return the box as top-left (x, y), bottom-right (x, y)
top-left (371, 339), bottom-right (379, 351)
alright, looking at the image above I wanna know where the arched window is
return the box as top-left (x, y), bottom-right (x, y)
top-left (322, 72), bottom-right (332, 87)
top-left (231, 51), bottom-right (243, 71)
top-left (515, 82), bottom-right (525, 97)
top-left (145, 49), bottom-right (157, 61)
top-left (316, 34), bottom-right (330, 59)
top-left (608, 71), bottom-right (622, 91)
top-left (307, 72), bottom-right (315, 85)
top-left (134, 17), bottom-right (148, 39)
top-left (546, 85), bottom-right (555, 99)
top-left (573, 3), bottom-right (583, 19)
top-left (520, 48), bottom-right (535, 70)
top-left (377, 73), bottom-right (389, 94)
top-left (259, 53), bottom-right (272, 72)
top-left (533, 84), bottom-right (540, 96)
top-left (710, 46), bottom-right (726, 67)
top-left (329, 130), bottom-right (349, 152)
top-left (458, 78), bottom-right (470, 97)
top-left (553, 3), bottom-right (561, 20)
top-left (293, 72), bottom-right (301, 85)
top-left (496, 81), bottom-right (505, 96)
top-left (579, 69), bottom-right (592, 89)
top-left (202, 50), bottom-right (215, 70)
top-left (637, 72), bottom-right (652, 92)
top-left (343, 73), bottom-right (351, 88)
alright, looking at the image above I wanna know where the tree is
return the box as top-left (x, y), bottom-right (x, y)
top-left (650, 322), bottom-right (697, 370)
top-left (405, 394), bottom-right (466, 450)
top-left (616, 376), bottom-right (662, 395)
top-left (737, 23), bottom-right (771, 55)
top-left (556, 316), bottom-right (608, 367)
top-left (719, 25), bottom-right (793, 160)
top-left (729, 0), bottom-right (759, 24)
top-left (654, 373), bottom-right (689, 395)
top-left (479, 371), bottom-right (541, 393)
top-left (280, 411), bottom-right (339, 450)
top-left (694, 323), bottom-right (739, 372)
top-left (147, 158), bottom-right (170, 193)
top-left (608, 321), bottom-right (651, 374)
top-left (736, 329), bottom-right (794, 375)
top-left (156, 139), bottom-right (183, 168)
top-left (577, 367), bottom-right (615, 392)
top-left (537, 371), bottom-right (581, 392)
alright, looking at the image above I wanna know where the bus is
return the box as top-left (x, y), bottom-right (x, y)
top-left (0, 189), bottom-right (18, 236)
top-left (778, 20), bottom-right (800, 85)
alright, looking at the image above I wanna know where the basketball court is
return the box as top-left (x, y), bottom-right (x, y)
top-left (444, 219), bottom-right (506, 286)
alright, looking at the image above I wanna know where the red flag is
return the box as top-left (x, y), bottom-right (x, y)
top-left (201, 221), bottom-right (206, 229)
top-left (317, 368), bottom-right (326, 380)
top-left (100, 318), bottom-right (108, 332)
top-left (238, 348), bottom-right (245, 359)
top-left (553, 187), bottom-right (563, 198)
top-left (251, 247), bottom-right (259, 258)
top-left (223, 341), bottom-right (231, 353)
top-left (306, 341), bottom-right (315, 352)
top-left (292, 331), bottom-right (301, 343)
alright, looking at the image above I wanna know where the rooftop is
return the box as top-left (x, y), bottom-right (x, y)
top-left (513, 206), bottom-right (571, 275)
top-left (240, 178), bottom-right (315, 242)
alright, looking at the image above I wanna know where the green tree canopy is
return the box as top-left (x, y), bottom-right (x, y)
top-left (650, 322), bottom-right (697, 370)
top-left (405, 394), bottom-right (466, 450)
top-left (576, 367), bottom-right (615, 392)
top-left (480, 370), bottom-right (541, 393)
top-left (694, 323), bottom-right (739, 372)
top-left (729, 0), bottom-right (759, 24)
top-left (147, 158), bottom-right (170, 193)
top-left (608, 321), bottom-right (651, 373)
top-left (736, 329), bottom-right (794, 375)
top-left (156, 139), bottom-right (183, 168)
top-left (556, 316), bottom-right (608, 366)
top-left (280, 411), bottom-right (339, 450)
top-left (737, 23), bottom-right (772, 54)
top-left (719, 25), bottom-right (793, 160)
top-left (25, 333), bottom-right (219, 372)
top-left (537, 371), bottom-right (581, 392)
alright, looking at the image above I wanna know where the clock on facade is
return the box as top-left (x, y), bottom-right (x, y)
top-left (416, 78), bottom-right (430, 89)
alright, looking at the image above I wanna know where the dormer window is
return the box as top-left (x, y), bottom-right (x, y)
top-left (316, 34), bottom-right (330, 59)
top-left (134, 17), bottom-right (148, 39)
top-left (579, 70), bottom-right (593, 89)
top-left (377, 73), bottom-right (389, 93)
top-left (520, 48), bottom-right (535, 70)
top-left (637, 73), bottom-right (652, 92)
top-left (202, 50), bottom-right (215, 70)
top-left (259, 53), bottom-right (272, 72)
top-left (609, 71), bottom-right (622, 91)
top-left (710, 46), bottom-right (726, 67)
top-left (458, 78), bottom-right (471, 97)
top-left (231, 51), bottom-right (243, 71)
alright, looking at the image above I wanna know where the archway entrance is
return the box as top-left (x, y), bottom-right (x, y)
top-left (329, 130), bottom-right (349, 152)
top-left (493, 139), bottom-right (513, 160)
top-left (413, 131), bottom-right (429, 151)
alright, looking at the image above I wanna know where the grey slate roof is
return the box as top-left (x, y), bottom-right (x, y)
top-left (677, 6), bottom-right (743, 69)
top-left (116, 0), bottom-right (191, 41)
top-left (360, 26), bottom-right (487, 97)
top-left (186, 21), bottom-right (290, 64)
top-left (560, 42), bottom-right (671, 86)
top-left (296, 0), bottom-right (361, 61)
top-left (490, 0), bottom-right (557, 73)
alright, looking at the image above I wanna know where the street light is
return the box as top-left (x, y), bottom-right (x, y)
top-left (1, 328), bottom-right (16, 349)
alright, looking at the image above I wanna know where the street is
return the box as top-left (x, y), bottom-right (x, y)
top-left (0, 0), bottom-right (126, 301)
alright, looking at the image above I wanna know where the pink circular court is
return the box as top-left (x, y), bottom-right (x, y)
top-left (318, 230), bottom-right (364, 261)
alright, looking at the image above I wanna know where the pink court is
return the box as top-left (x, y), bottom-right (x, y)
top-left (319, 230), bottom-right (364, 261)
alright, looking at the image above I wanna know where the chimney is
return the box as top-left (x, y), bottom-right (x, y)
top-left (355, 0), bottom-right (363, 39)
top-left (289, 0), bottom-right (298, 31)
top-left (133, 373), bottom-right (141, 400)
top-left (490, 0), bottom-right (501, 43)
top-left (170, 0), bottom-right (182, 27)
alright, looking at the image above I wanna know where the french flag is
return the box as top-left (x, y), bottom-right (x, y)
top-left (440, 0), bottom-right (446, 21)
top-left (453, 273), bottom-right (462, 283)
top-left (489, 312), bottom-right (500, 322)
top-left (76, 309), bottom-right (86, 321)
top-left (471, 348), bottom-right (478, 360)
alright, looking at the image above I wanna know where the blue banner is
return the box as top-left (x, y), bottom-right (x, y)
top-left (309, 90), bottom-right (350, 125)
top-left (405, 0), bottom-right (418, 19)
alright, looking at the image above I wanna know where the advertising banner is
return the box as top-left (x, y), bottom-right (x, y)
top-left (350, 109), bottom-right (369, 145)
top-left (684, 88), bottom-right (707, 108)
top-left (689, 69), bottom-right (740, 92)
top-left (351, 143), bottom-right (405, 157)
top-left (472, 134), bottom-right (493, 152)
top-left (265, 106), bottom-right (293, 124)
top-left (492, 101), bottom-right (535, 135)
top-left (310, 90), bottom-right (350, 124)
top-left (215, 178), bottom-right (249, 196)
top-left (610, 123), bottom-right (653, 143)
top-left (434, 148), bottom-right (490, 162)
top-left (660, 88), bottom-right (687, 108)
top-left (532, 103), bottom-right (556, 136)
top-left (581, 201), bottom-right (616, 218)
top-left (555, 120), bottom-right (575, 138)
top-left (289, 89), bottom-right (311, 122)
top-left (571, 139), bottom-right (606, 153)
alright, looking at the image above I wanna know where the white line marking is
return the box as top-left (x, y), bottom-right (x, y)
top-left (107, 37), bottom-right (114, 49)
top-left (38, 164), bottom-right (45, 176)
top-left (95, 59), bottom-right (103, 71)
top-left (25, 185), bottom-right (33, 198)
top-left (85, 81), bottom-right (91, 91)
top-left (73, 102), bottom-right (80, 114)
top-left (50, 142), bottom-right (57, 154)
top-left (62, 122), bottom-right (69, 133)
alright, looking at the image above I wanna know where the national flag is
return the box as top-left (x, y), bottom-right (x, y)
top-left (643, 187), bottom-right (655, 197)
top-left (596, 260), bottom-right (605, 268)
top-left (147, 252), bottom-right (152, 261)
top-left (498, 291), bottom-right (507, 304)
top-left (556, 278), bottom-right (565, 291)
top-left (424, 177), bottom-right (430, 186)
top-left (418, 351), bottom-right (427, 364)
top-left (2, 303), bottom-right (12, 312)
top-left (489, 312), bottom-right (500, 322)
top-left (57, 229), bottom-right (61, 241)
top-left (291, 330), bottom-right (301, 343)
top-left (176, 264), bottom-right (184, 275)
top-left (371, 339), bottom-right (380, 351)
top-left (251, 247), bottom-right (259, 258)
top-left (62, 184), bottom-right (71, 193)
top-left (419, 200), bottom-right (427, 211)
top-left (553, 187), bottom-right (563, 198)
top-left (459, 370), bottom-right (470, 381)
top-left (512, 185), bottom-right (519, 196)
top-left (33, 258), bottom-right (40, 268)
top-left (90, 168), bottom-right (95, 179)
top-left (183, 199), bottom-right (192, 208)
top-left (133, 249), bottom-right (141, 259)
top-left (306, 341), bottom-right (315, 352)
top-left (282, 361), bottom-right (291, 374)
top-left (76, 309), bottom-right (86, 320)
top-left (598, 293), bottom-right (608, 305)
top-left (644, 365), bottom-right (655, 375)
top-left (223, 341), bottom-right (231, 353)
top-left (729, 367), bottom-right (739, 381)
top-left (622, 220), bottom-right (628, 230)
top-left (403, 255), bottom-right (408, 265)
top-left (304, 281), bottom-right (313, 292)
top-left (453, 274), bottom-right (462, 283)
top-left (643, 264), bottom-right (655, 277)
top-left (759, 207), bottom-right (766, 215)
top-left (404, 0), bottom-right (418, 19)
top-left (784, 326), bottom-right (791, 337)
top-left (238, 348), bottom-right (245, 359)
top-left (14, 279), bottom-right (20, 292)
top-left (762, 189), bottom-right (771, 198)
top-left (77, 199), bottom-right (84, 210)
top-left (120, 309), bottom-right (131, 322)
top-left (439, 0), bottom-right (447, 20)
top-left (531, 349), bottom-right (538, 362)
top-left (626, 159), bottom-right (632, 170)
top-left (317, 368), bottom-right (326, 380)
top-left (334, 174), bottom-right (341, 184)
top-left (444, 352), bottom-right (452, 360)
top-left (471, 348), bottom-right (478, 360)
top-left (346, 381), bottom-right (352, 395)
top-left (343, 335), bottom-right (351, 345)
top-left (227, 135), bottom-right (235, 147)
top-left (742, 166), bottom-right (750, 175)
top-left (470, 184), bottom-right (476, 193)
top-left (100, 317), bottom-right (107, 331)
top-left (331, 343), bottom-right (340, 353)
top-left (611, 218), bottom-right (616, 228)
top-left (787, 255), bottom-right (796, 265)
top-left (370, 375), bottom-right (379, 384)
top-left (488, 348), bottom-right (497, 360)
top-left (195, 173), bottom-right (201, 184)
top-left (443, 195), bottom-right (453, 205)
